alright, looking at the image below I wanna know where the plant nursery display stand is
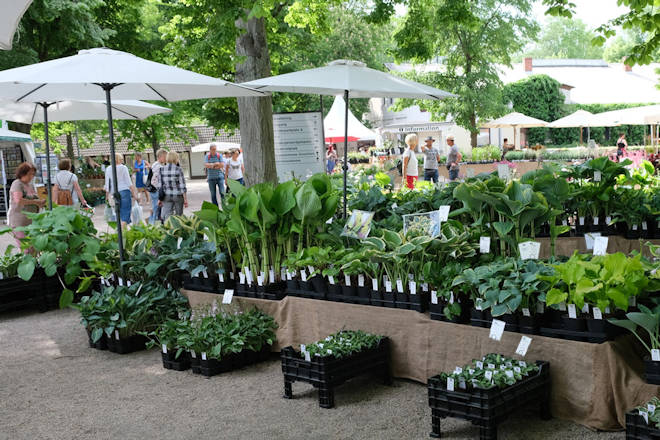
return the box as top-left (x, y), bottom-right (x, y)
top-left (280, 338), bottom-right (391, 408)
top-left (427, 361), bottom-right (551, 439)
top-left (183, 289), bottom-right (660, 431)
top-left (626, 410), bottom-right (660, 440)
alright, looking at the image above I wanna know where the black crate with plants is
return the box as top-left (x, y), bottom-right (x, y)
top-left (427, 354), bottom-right (551, 440)
top-left (626, 397), bottom-right (660, 440)
top-left (281, 330), bottom-right (391, 408)
top-left (74, 282), bottom-right (188, 355)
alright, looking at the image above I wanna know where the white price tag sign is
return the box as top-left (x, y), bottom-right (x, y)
top-left (372, 278), bottom-right (378, 290)
top-left (446, 377), bottom-right (455, 392)
top-left (269, 270), bottom-right (275, 284)
top-left (585, 232), bottom-right (601, 250)
top-left (479, 236), bottom-right (491, 254)
top-left (515, 335), bottom-right (532, 357)
top-left (431, 291), bottom-right (438, 304)
top-left (328, 275), bottom-right (335, 285)
top-left (358, 274), bottom-right (365, 287)
top-left (438, 205), bottom-right (450, 222)
top-left (567, 304), bottom-right (577, 319)
top-left (497, 163), bottom-right (510, 179)
top-left (409, 281), bottom-right (417, 295)
top-left (385, 280), bottom-right (392, 292)
top-left (489, 319), bottom-right (506, 341)
top-left (640, 409), bottom-right (649, 424)
top-left (222, 289), bottom-right (234, 304)
top-left (396, 279), bottom-right (404, 293)
top-left (162, 344), bottom-right (167, 354)
top-left (594, 170), bottom-right (602, 182)
top-left (518, 241), bottom-right (541, 260)
top-left (344, 274), bottom-right (351, 287)
top-left (201, 352), bottom-right (207, 361)
top-left (593, 236), bottom-right (609, 256)
top-left (300, 270), bottom-right (307, 282)
top-left (652, 349), bottom-right (660, 361)
top-left (522, 308), bottom-right (530, 317)
top-left (593, 307), bottom-right (602, 320)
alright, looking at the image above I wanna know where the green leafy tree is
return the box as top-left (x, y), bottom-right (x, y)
top-left (382, 0), bottom-right (538, 147)
top-left (603, 29), bottom-right (660, 63)
top-left (525, 17), bottom-right (603, 59)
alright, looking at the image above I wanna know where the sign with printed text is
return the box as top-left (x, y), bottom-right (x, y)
top-left (518, 241), bottom-right (541, 260)
top-left (489, 319), bottom-right (506, 341)
top-left (497, 164), bottom-right (510, 180)
top-left (593, 236), bottom-right (609, 256)
top-left (273, 112), bottom-right (324, 182)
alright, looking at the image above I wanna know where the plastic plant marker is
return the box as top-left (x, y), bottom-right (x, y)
top-left (519, 242), bottom-right (540, 260)
top-left (593, 307), bottom-right (603, 320)
top-left (593, 237), bottom-right (608, 256)
top-left (222, 289), bottom-right (234, 304)
top-left (489, 319), bottom-right (506, 341)
top-left (516, 335), bottom-right (532, 356)
top-left (431, 291), bottom-right (438, 304)
top-left (568, 304), bottom-right (577, 319)
top-left (652, 349), bottom-right (660, 361)
top-left (438, 205), bottom-right (450, 222)
top-left (480, 236), bottom-right (491, 254)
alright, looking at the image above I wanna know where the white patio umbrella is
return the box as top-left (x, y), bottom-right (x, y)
top-left (191, 142), bottom-right (238, 153)
top-left (0, 99), bottom-right (171, 209)
top-left (481, 112), bottom-right (548, 149)
top-left (0, 0), bottom-right (32, 50)
top-left (242, 59), bottom-right (455, 216)
top-left (595, 105), bottom-right (660, 150)
top-left (547, 109), bottom-right (619, 144)
top-left (0, 47), bottom-right (264, 265)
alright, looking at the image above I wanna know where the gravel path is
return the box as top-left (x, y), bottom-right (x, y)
top-left (0, 308), bottom-right (625, 440)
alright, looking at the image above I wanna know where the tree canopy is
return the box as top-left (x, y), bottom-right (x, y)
top-left (524, 17), bottom-right (603, 60)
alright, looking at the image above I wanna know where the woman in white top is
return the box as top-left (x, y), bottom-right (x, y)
top-left (401, 133), bottom-right (419, 189)
top-left (104, 153), bottom-right (138, 227)
top-left (52, 158), bottom-right (87, 207)
top-left (225, 149), bottom-right (245, 186)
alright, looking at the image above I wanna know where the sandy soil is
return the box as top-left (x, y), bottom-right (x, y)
top-left (0, 308), bottom-right (625, 440)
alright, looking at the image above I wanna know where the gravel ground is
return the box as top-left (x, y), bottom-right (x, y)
top-left (0, 308), bottom-right (626, 440)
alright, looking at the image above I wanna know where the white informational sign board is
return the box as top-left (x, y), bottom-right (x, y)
top-left (33, 153), bottom-right (58, 186)
top-left (273, 112), bottom-right (324, 182)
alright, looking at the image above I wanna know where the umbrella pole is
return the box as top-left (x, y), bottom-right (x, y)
top-left (343, 90), bottom-right (349, 219)
top-left (40, 103), bottom-right (53, 210)
top-left (579, 126), bottom-right (583, 145)
top-left (100, 83), bottom-right (126, 268)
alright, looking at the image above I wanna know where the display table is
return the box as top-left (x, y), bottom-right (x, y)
top-left (538, 236), bottom-right (659, 259)
top-left (183, 289), bottom-right (659, 432)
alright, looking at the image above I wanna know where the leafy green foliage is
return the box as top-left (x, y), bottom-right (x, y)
top-left (300, 330), bottom-right (382, 359)
top-left (610, 301), bottom-right (660, 355)
top-left (439, 353), bottom-right (540, 390)
top-left (523, 17), bottom-right (604, 60)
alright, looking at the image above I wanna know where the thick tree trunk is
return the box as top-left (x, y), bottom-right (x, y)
top-left (235, 15), bottom-right (277, 185)
top-left (469, 113), bottom-right (478, 148)
top-left (66, 132), bottom-right (75, 161)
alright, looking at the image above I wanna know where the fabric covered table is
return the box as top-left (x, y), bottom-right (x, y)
top-left (183, 290), bottom-right (659, 432)
top-left (538, 236), bottom-right (659, 259)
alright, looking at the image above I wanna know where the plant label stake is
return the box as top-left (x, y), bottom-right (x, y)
top-left (409, 281), bottom-right (416, 295)
top-left (239, 272), bottom-right (246, 284)
top-left (640, 409), bottom-right (649, 424)
top-left (489, 319), bottom-right (506, 341)
top-left (202, 269), bottom-right (208, 279)
top-left (606, 216), bottom-right (612, 225)
top-left (431, 291), bottom-right (438, 304)
top-left (269, 270), bottom-right (275, 284)
top-left (593, 236), bottom-right (608, 256)
top-left (652, 349), bottom-right (660, 361)
top-left (476, 361), bottom-right (483, 369)
top-left (385, 280), bottom-right (392, 292)
top-left (162, 344), bottom-right (167, 354)
top-left (567, 304), bottom-right (577, 319)
top-left (479, 237), bottom-right (491, 254)
top-left (344, 274), bottom-right (351, 286)
top-left (649, 403), bottom-right (657, 413)
top-left (581, 303), bottom-right (589, 314)
top-left (222, 289), bottom-right (234, 304)
top-left (446, 377), bottom-right (454, 392)
top-left (201, 352), bottom-right (207, 360)
top-left (372, 278), bottom-right (378, 291)
top-left (584, 232), bottom-right (601, 250)
top-left (522, 308), bottom-right (530, 317)
top-left (485, 370), bottom-right (493, 381)
top-left (643, 221), bottom-right (648, 230)
top-left (218, 273), bottom-right (224, 282)
top-left (438, 205), bottom-right (450, 222)
top-left (396, 279), bottom-right (404, 293)
top-left (114, 330), bottom-right (119, 340)
top-left (515, 335), bottom-right (532, 357)
top-left (328, 275), bottom-right (335, 285)
top-left (497, 164), bottom-right (510, 180)
top-left (118, 277), bottom-right (124, 286)
top-left (518, 241), bottom-right (540, 260)
top-left (593, 307), bottom-right (603, 320)
top-left (358, 274), bottom-right (365, 287)
top-left (594, 171), bottom-right (602, 181)
top-left (593, 217), bottom-right (599, 226)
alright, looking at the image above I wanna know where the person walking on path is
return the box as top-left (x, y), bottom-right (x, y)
top-left (226, 149), bottom-right (245, 186)
top-left (133, 152), bottom-right (150, 205)
top-left (148, 149), bottom-right (167, 224)
top-left (401, 133), bottom-right (419, 189)
top-left (8, 162), bottom-right (45, 248)
top-left (446, 136), bottom-right (462, 181)
top-left (158, 151), bottom-right (188, 221)
top-left (204, 144), bottom-right (225, 205)
top-left (326, 144), bottom-right (337, 174)
top-left (104, 153), bottom-right (138, 228)
top-left (422, 136), bottom-right (441, 183)
top-left (616, 133), bottom-right (628, 161)
top-left (52, 158), bottom-right (87, 207)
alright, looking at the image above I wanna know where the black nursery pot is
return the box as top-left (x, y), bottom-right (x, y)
top-left (310, 275), bottom-right (328, 294)
top-left (518, 314), bottom-right (538, 335)
top-left (625, 225), bottom-right (641, 239)
top-left (286, 279), bottom-right (299, 292)
top-left (327, 283), bottom-right (343, 302)
top-left (561, 315), bottom-right (586, 331)
top-left (644, 357), bottom-right (660, 385)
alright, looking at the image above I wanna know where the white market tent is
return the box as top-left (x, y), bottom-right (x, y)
top-left (0, 0), bottom-right (32, 50)
top-left (324, 95), bottom-right (376, 143)
top-left (548, 109), bottom-right (620, 144)
top-left (481, 112), bottom-right (548, 148)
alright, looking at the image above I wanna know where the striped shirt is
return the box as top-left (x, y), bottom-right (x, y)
top-left (159, 163), bottom-right (187, 196)
top-left (205, 152), bottom-right (224, 180)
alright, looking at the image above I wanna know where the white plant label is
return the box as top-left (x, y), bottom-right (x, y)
top-left (245, 267), bottom-right (253, 284)
top-left (325, 217), bottom-right (333, 224)
top-left (594, 171), bottom-right (602, 182)
top-left (269, 270), bottom-right (275, 284)
top-left (257, 275), bottom-right (264, 287)
top-left (497, 163), bottom-right (510, 179)
top-left (438, 205), bottom-right (451, 222)
top-left (304, 351), bottom-right (311, 362)
top-left (489, 319), bottom-right (506, 341)
top-left (239, 272), bottom-right (246, 284)
top-left (218, 273), bottom-right (224, 282)
top-left (585, 232), bottom-right (601, 250)
top-left (479, 236), bottom-right (491, 254)
top-left (222, 289), bottom-right (234, 304)
top-left (485, 370), bottom-right (493, 381)
top-left (487, 363), bottom-right (495, 370)
top-left (127, 280), bottom-right (132, 287)
top-left (522, 308), bottom-right (530, 317)
top-left (558, 302), bottom-right (567, 311)
top-left (449, 292), bottom-right (454, 304)
top-left (328, 275), bottom-right (335, 285)
top-left (201, 352), bottom-right (207, 361)
top-left (372, 279), bottom-right (378, 290)
top-left (640, 409), bottom-right (649, 424)
top-left (431, 291), bottom-right (438, 304)
top-left (454, 367), bottom-right (463, 374)
top-left (519, 361), bottom-right (526, 368)
top-left (519, 241), bottom-right (540, 260)
top-left (391, 203), bottom-right (398, 209)
top-left (396, 279), bottom-right (404, 293)
top-left (409, 281), bottom-right (417, 295)
top-left (652, 349), bottom-right (660, 361)
top-left (300, 344), bottom-right (306, 353)
top-left (562, 219), bottom-right (568, 226)
top-left (515, 335), bottom-right (532, 357)
top-left (300, 270), bottom-right (307, 282)
top-left (633, 224), bottom-right (639, 231)
top-left (567, 304), bottom-right (577, 319)
top-left (579, 216), bottom-right (585, 226)
top-left (650, 403), bottom-right (657, 413)
top-left (593, 307), bottom-right (603, 320)
top-left (203, 233), bottom-right (209, 241)
top-left (177, 237), bottom-right (182, 249)
top-left (114, 330), bottom-right (120, 340)
top-left (191, 351), bottom-right (196, 359)
top-left (505, 370), bottom-right (514, 379)
top-left (605, 216), bottom-right (612, 225)
top-left (593, 236), bottom-right (609, 256)
top-left (202, 269), bottom-right (208, 279)
top-left (344, 274), bottom-right (351, 286)
top-left (229, 272), bottom-right (235, 280)
top-left (422, 283), bottom-right (429, 292)
top-left (385, 280), bottom-right (392, 292)
top-left (307, 266), bottom-right (314, 275)
top-left (514, 366), bottom-right (521, 374)
top-left (643, 221), bottom-right (648, 230)
top-left (118, 277), bottom-right (124, 286)
top-left (162, 344), bottom-right (167, 354)
top-left (476, 361), bottom-right (483, 369)
top-left (286, 271), bottom-right (292, 281)
top-left (446, 377), bottom-right (455, 392)
top-left (593, 217), bottom-right (599, 225)
top-left (358, 274), bottom-right (365, 287)
top-left (581, 303), bottom-right (590, 314)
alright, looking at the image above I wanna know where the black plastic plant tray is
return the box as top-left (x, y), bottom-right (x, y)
top-left (194, 345), bottom-right (271, 377)
top-left (538, 325), bottom-right (619, 343)
top-left (0, 271), bottom-right (59, 313)
top-left (427, 360), bottom-right (551, 440)
top-left (256, 281), bottom-right (288, 300)
top-left (106, 333), bottom-right (149, 354)
top-left (235, 282), bottom-right (258, 298)
top-left (86, 329), bottom-right (108, 350)
top-left (280, 337), bottom-right (392, 408)
top-left (644, 358), bottom-right (660, 385)
top-left (162, 350), bottom-right (191, 371)
top-left (429, 301), bottom-right (471, 324)
top-left (182, 273), bottom-right (218, 293)
top-left (626, 411), bottom-right (660, 440)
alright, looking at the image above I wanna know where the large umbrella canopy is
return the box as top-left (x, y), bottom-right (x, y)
top-left (324, 95), bottom-right (376, 143)
top-left (548, 109), bottom-right (620, 144)
top-left (0, 47), bottom-right (265, 271)
top-left (0, 0), bottom-right (32, 50)
top-left (0, 99), bottom-right (171, 124)
top-left (482, 112), bottom-right (548, 149)
top-left (595, 104), bottom-right (660, 125)
top-left (191, 142), bottom-right (238, 153)
top-left (242, 59), bottom-right (454, 216)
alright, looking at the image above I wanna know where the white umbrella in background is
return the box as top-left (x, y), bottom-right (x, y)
top-left (481, 112), bottom-right (548, 149)
top-left (548, 109), bottom-right (619, 144)
top-left (191, 142), bottom-right (239, 153)
top-left (0, 47), bottom-right (265, 265)
top-left (0, 99), bottom-right (172, 208)
top-left (0, 0), bottom-right (32, 50)
top-left (243, 59), bottom-right (455, 216)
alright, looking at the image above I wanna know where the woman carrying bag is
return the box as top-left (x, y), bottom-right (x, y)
top-left (52, 158), bottom-right (87, 207)
top-left (158, 151), bottom-right (188, 221)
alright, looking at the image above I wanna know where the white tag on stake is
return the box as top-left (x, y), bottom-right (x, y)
top-left (480, 236), bottom-right (491, 254)
top-left (438, 205), bottom-right (450, 222)
top-left (518, 241), bottom-right (540, 260)
top-left (568, 304), bottom-right (577, 319)
top-left (652, 349), bottom-right (660, 361)
top-left (489, 319), bottom-right (506, 341)
top-left (431, 291), bottom-right (438, 304)
top-left (516, 335), bottom-right (532, 357)
top-left (593, 307), bottom-right (603, 320)
top-left (446, 377), bottom-right (455, 392)
top-left (593, 236), bottom-right (609, 256)
top-left (222, 289), bottom-right (234, 304)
